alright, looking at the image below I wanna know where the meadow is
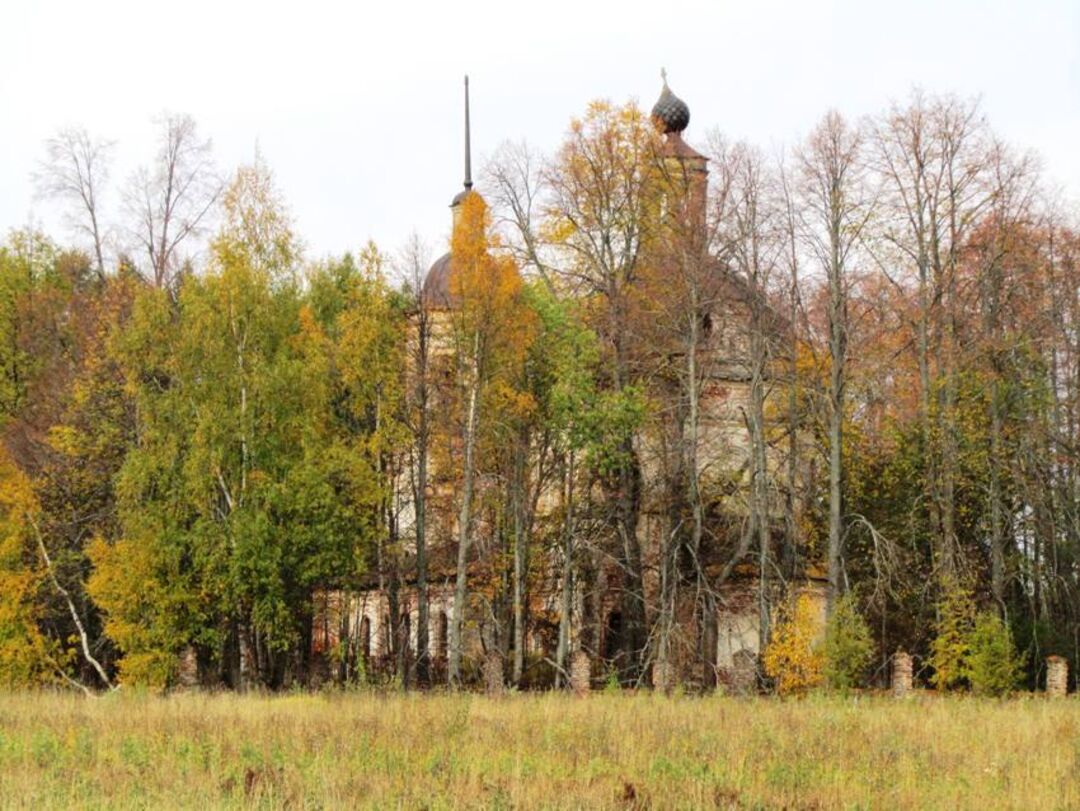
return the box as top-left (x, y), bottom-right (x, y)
top-left (0, 689), bottom-right (1076, 809)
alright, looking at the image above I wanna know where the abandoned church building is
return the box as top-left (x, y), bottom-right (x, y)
top-left (312, 75), bottom-right (826, 690)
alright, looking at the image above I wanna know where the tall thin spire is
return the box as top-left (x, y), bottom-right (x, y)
top-left (463, 75), bottom-right (473, 191)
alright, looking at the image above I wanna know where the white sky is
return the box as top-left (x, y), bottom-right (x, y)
top-left (2, 0), bottom-right (1078, 265)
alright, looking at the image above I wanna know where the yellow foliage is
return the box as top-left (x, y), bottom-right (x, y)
top-left (763, 594), bottom-right (825, 695)
top-left (447, 192), bottom-right (536, 383)
top-left (0, 447), bottom-right (57, 686)
top-left (87, 534), bottom-right (176, 687)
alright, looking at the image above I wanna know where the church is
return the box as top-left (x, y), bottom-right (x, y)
top-left (314, 74), bottom-right (825, 691)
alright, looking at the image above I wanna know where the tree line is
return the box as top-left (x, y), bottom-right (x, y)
top-left (0, 91), bottom-right (1077, 692)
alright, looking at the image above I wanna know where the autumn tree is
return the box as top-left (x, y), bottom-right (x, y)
top-left (444, 191), bottom-right (533, 687)
top-left (399, 233), bottom-right (435, 684)
top-left (868, 92), bottom-right (995, 582)
top-left (92, 158), bottom-right (376, 687)
top-left (336, 244), bottom-right (412, 683)
top-left (541, 101), bottom-right (660, 683)
top-left (795, 111), bottom-right (873, 614)
top-left (0, 448), bottom-right (59, 687)
top-left (712, 139), bottom-right (787, 659)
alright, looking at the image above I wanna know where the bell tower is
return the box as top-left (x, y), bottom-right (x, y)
top-left (651, 69), bottom-right (708, 234)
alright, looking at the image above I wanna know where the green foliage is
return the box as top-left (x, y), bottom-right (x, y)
top-left (967, 612), bottom-right (1023, 696)
top-left (930, 580), bottom-right (976, 691)
top-left (0, 230), bottom-right (63, 422)
top-left (92, 161), bottom-right (383, 687)
top-left (523, 283), bottom-right (600, 452)
top-left (822, 594), bottom-right (875, 691)
top-left (524, 283), bottom-right (647, 477)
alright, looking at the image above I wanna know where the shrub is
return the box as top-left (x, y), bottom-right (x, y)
top-left (930, 579), bottom-right (976, 691)
top-left (967, 611), bottom-right (1023, 696)
top-left (764, 594), bottom-right (824, 695)
top-left (822, 593), bottom-right (875, 691)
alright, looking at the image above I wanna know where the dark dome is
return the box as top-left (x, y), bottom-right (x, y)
top-left (451, 187), bottom-right (474, 207)
top-left (651, 81), bottom-right (690, 134)
top-left (421, 252), bottom-right (457, 309)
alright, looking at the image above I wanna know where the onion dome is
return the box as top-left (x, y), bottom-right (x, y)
top-left (651, 68), bottom-right (690, 134)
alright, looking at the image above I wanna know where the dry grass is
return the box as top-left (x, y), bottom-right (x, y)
top-left (0, 689), bottom-right (1077, 809)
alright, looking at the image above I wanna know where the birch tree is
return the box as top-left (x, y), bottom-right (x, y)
top-left (124, 113), bottom-right (221, 290)
top-left (34, 127), bottom-right (114, 279)
top-left (795, 111), bottom-right (873, 614)
top-left (445, 192), bottom-right (532, 686)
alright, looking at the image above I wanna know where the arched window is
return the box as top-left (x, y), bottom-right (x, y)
top-left (382, 613), bottom-right (392, 656)
top-left (359, 616), bottom-right (371, 661)
top-left (437, 611), bottom-right (449, 659)
top-left (603, 611), bottom-right (622, 662)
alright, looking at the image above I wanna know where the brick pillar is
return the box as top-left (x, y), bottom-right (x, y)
top-left (1047, 656), bottom-right (1068, 698)
top-left (570, 650), bottom-right (591, 697)
top-left (484, 651), bottom-right (504, 697)
top-left (891, 651), bottom-right (913, 697)
top-left (176, 646), bottom-right (199, 690)
top-left (729, 649), bottom-right (758, 695)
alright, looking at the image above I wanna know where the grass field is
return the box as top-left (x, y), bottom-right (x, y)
top-left (0, 690), bottom-right (1077, 809)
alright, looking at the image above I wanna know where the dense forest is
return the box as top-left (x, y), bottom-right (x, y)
top-left (1, 90), bottom-right (1078, 694)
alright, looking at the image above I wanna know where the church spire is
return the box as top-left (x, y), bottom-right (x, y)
top-left (451, 75), bottom-right (474, 210)
top-left (464, 74), bottom-right (472, 191)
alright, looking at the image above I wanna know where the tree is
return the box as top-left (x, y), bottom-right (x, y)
top-left (399, 233), bottom-right (434, 684)
top-left (542, 101), bottom-right (661, 683)
top-left (968, 611), bottom-right (1022, 696)
top-left (712, 139), bottom-right (787, 663)
top-left (966, 148), bottom-right (1039, 612)
top-left (796, 111), bottom-right (872, 615)
top-left (929, 579), bottom-right (976, 690)
top-left (94, 158), bottom-right (376, 687)
top-left (445, 192), bottom-right (532, 687)
top-left (524, 286), bottom-right (602, 685)
top-left (821, 593), bottom-right (874, 691)
top-left (0, 447), bottom-right (59, 688)
top-left (337, 243), bottom-right (411, 683)
top-left (485, 141), bottom-right (555, 292)
top-left (868, 92), bottom-right (994, 582)
top-left (34, 127), bottom-right (115, 279)
top-left (763, 594), bottom-right (824, 695)
top-left (0, 230), bottom-right (130, 690)
top-left (124, 113), bottom-right (221, 290)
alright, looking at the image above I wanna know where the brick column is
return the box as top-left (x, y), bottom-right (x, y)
top-left (652, 660), bottom-right (674, 695)
top-left (176, 646), bottom-right (199, 690)
top-left (892, 651), bottom-right (913, 697)
top-left (1047, 656), bottom-right (1068, 698)
top-left (570, 650), bottom-right (591, 697)
top-left (484, 651), bottom-right (504, 697)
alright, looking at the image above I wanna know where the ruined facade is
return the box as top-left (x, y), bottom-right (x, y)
top-left (313, 76), bottom-right (825, 689)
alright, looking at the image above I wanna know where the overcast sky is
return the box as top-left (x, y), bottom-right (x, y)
top-left (2, 0), bottom-right (1078, 266)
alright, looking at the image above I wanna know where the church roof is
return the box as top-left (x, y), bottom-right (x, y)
top-left (660, 131), bottom-right (706, 162)
top-left (421, 252), bottom-right (457, 309)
